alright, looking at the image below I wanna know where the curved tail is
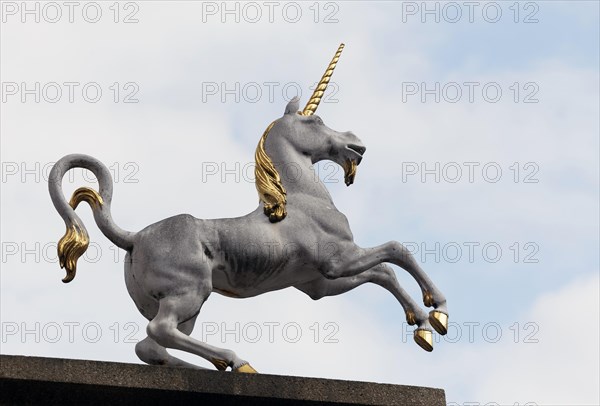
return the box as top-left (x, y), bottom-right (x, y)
top-left (48, 154), bottom-right (135, 283)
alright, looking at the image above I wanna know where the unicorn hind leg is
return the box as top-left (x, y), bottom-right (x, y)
top-left (146, 289), bottom-right (256, 372)
top-left (135, 316), bottom-right (205, 368)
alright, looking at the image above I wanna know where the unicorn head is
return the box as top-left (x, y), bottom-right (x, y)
top-left (255, 44), bottom-right (366, 222)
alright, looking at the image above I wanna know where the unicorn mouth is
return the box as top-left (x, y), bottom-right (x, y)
top-left (347, 144), bottom-right (366, 159)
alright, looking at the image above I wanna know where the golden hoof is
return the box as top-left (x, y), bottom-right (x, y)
top-left (429, 310), bottom-right (448, 335)
top-left (423, 292), bottom-right (434, 307)
top-left (211, 358), bottom-right (228, 371)
top-left (234, 363), bottom-right (258, 373)
top-left (406, 311), bottom-right (417, 326)
top-left (414, 329), bottom-right (433, 352)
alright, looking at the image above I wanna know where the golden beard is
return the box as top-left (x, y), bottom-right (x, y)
top-left (343, 159), bottom-right (358, 186)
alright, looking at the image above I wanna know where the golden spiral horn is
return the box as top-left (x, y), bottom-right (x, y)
top-left (302, 43), bottom-right (345, 116)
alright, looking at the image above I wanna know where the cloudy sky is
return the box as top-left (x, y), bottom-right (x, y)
top-left (1, 1), bottom-right (598, 404)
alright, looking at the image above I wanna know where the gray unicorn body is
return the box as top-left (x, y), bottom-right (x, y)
top-left (49, 46), bottom-right (448, 372)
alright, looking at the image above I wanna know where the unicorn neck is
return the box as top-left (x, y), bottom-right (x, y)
top-left (266, 137), bottom-right (333, 203)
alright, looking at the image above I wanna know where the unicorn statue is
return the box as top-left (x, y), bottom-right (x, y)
top-left (49, 44), bottom-right (448, 373)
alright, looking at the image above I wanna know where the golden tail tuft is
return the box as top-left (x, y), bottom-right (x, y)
top-left (57, 222), bottom-right (89, 283)
top-left (57, 187), bottom-right (103, 283)
top-left (69, 187), bottom-right (104, 210)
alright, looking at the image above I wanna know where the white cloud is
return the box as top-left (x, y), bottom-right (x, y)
top-left (471, 272), bottom-right (600, 405)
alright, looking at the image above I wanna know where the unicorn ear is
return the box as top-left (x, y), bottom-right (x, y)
top-left (284, 97), bottom-right (300, 115)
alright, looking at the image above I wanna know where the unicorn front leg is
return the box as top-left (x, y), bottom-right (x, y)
top-left (317, 240), bottom-right (449, 338)
top-left (295, 263), bottom-right (436, 351)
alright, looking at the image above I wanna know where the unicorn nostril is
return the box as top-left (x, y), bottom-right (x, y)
top-left (348, 144), bottom-right (366, 155)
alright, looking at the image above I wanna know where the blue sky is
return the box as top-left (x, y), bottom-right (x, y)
top-left (1, 1), bottom-right (599, 404)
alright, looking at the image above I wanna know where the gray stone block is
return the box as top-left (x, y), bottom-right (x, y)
top-left (0, 355), bottom-right (445, 405)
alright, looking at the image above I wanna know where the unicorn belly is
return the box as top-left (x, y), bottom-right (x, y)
top-left (210, 258), bottom-right (316, 298)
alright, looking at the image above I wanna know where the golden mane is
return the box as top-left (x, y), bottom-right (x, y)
top-left (254, 121), bottom-right (287, 223)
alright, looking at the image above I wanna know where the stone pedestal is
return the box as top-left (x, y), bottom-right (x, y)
top-left (0, 355), bottom-right (445, 405)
